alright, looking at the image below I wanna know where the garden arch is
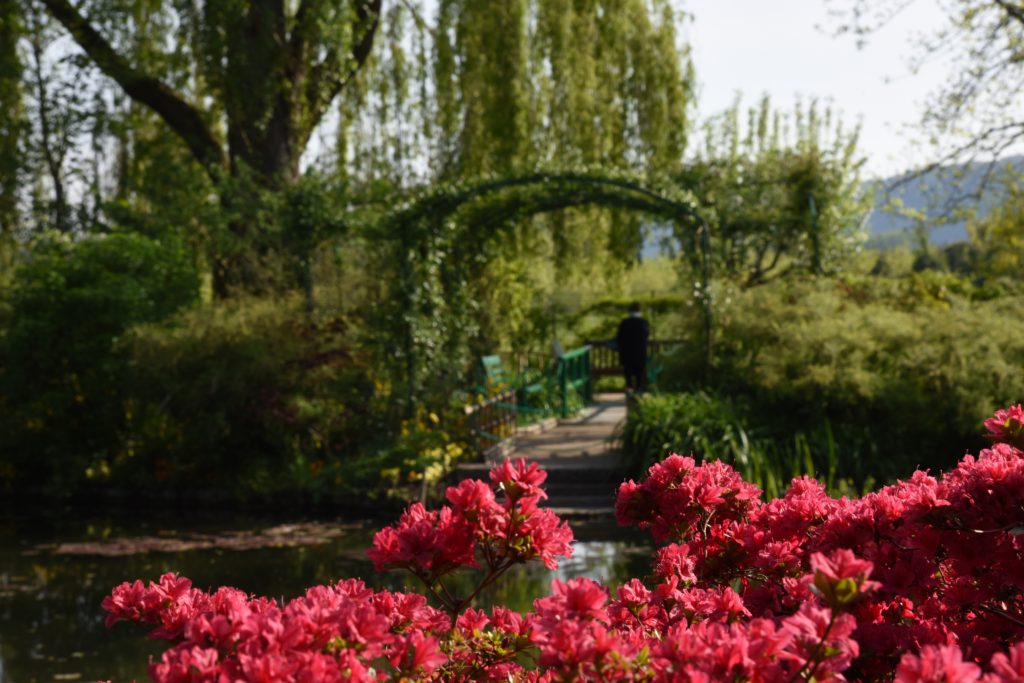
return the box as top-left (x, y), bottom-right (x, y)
top-left (371, 171), bottom-right (713, 410)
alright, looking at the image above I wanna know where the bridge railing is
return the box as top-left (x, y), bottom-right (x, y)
top-left (585, 338), bottom-right (689, 385)
top-left (464, 340), bottom-right (690, 460)
top-left (556, 345), bottom-right (593, 418)
top-left (464, 345), bottom-right (595, 460)
top-left (463, 389), bottom-right (518, 463)
top-left (498, 350), bottom-right (554, 376)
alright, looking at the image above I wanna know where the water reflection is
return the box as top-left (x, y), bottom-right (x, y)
top-left (0, 510), bottom-right (650, 683)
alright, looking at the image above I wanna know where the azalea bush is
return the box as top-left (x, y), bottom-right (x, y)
top-left (101, 406), bottom-right (1024, 681)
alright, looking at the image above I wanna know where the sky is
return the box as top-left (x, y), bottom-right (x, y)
top-left (681, 0), bottom-right (950, 179)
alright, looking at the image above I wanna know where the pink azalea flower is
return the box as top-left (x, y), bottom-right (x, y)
top-left (896, 644), bottom-right (983, 683)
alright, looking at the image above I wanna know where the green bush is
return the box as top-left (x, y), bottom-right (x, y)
top-left (0, 233), bottom-right (198, 494)
top-left (659, 276), bottom-right (1024, 481)
top-left (620, 391), bottom-right (866, 499)
top-left (116, 295), bottom-right (473, 503)
top-left (620, 391), bottom-right (752, 475)
top-left (351, 409), bottom-right (471, 503)
top-left (116, 297), bottom-right (381, 500)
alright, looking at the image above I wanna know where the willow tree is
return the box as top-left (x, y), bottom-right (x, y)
top-left (0, 0), bottom-right (22, 239)
top-left (40, 0), bottom-right (383, 293)
top-left (339, 0), bottom-right (695, 348)
top-left (339, 0), bottom-right (692, 181)
top-left (94, 1), bottom-right (214, 242)
top-left (433, 0), bottom-right (693, 278)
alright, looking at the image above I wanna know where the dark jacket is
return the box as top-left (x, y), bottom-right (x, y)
top-left (616, 315), bottom-right (649, 367)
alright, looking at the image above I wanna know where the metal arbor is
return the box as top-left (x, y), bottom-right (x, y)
top-left (372, 170), bottom-right (713, 412)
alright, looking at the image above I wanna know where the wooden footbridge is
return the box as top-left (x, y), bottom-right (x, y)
top-left (453, 340), bottom-right (683, 515)
top-left (453, 393), bottom-right (627, 515)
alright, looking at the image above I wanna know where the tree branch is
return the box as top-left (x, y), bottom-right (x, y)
top-left (305, 0), bottom-right (382, 132)
top-left (289, 0), bottom-right (315, 71)
top-left (40, 0), bottom-right (226, 181)
top-left (994, 0), bottom-right (1024, 27)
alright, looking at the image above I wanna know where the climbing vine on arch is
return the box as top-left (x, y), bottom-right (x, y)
top-left (367, 169), bottom-right (713, 413)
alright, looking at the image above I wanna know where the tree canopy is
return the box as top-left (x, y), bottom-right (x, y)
top-left (40, 0), bottom-right (382, 187)
top-left (4, 0), bottom-right (695, 296)
top-left (683, 96), bottom-right (867, 285)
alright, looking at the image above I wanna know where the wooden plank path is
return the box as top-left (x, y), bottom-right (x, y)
top-left (453, 393), bottom-right (627, 516)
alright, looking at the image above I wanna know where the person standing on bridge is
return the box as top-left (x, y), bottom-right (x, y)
top-left (616, 302), bottom-right (650, 393)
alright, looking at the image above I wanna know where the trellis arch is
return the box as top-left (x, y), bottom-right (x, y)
top-left (371, 170), bottom-right (713, 410)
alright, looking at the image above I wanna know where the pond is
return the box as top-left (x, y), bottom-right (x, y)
top-left (0, 506), bottom-right (651, 683)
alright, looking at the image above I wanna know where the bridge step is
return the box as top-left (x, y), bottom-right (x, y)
top-left (547, 498), bottom-right (617, 516)
top-left (450, 461), bottom-right (624, 515)
top-left (544, 480), bottom-right (622, 497)
top-left (451, 462), bottom-right (622, 486)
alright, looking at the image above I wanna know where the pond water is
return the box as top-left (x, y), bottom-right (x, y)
top-left (0, 507), bottom-right (651, 683)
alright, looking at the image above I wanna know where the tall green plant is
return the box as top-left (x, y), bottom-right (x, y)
top-left (0, 0), bottom-right (22, 240)
top-left (619, 391), bottom-right (850, 499)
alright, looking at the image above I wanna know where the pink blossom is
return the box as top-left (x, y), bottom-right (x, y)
top-left (985, 404), bottom-right (1024, 447)
top-left (102, 416), bottom-right (1024, 682)
top-left (896, 644), bottom-right (983, 683)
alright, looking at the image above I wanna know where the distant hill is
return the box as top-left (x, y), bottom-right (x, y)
top-left (865, 156), bottom-right (1023, 247)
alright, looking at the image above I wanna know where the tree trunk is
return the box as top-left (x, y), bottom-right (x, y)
top-left (27, 10), bottom-right (70, 233)
top-left (41, 0), bottom-right (382, 294)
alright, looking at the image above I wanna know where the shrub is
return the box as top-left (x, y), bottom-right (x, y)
top-left (660, 276), bottom-right (1024, 481)
top-left (619, 391), bottom-right (752, 474)
top-left (117, 296), bottom-right (470, 502)
top-left (619, 391), bottom-right (850, 498)
top-left (116, 297), bottom-right (381, 500)
top-left (0, 232), bottom-right (198, 494)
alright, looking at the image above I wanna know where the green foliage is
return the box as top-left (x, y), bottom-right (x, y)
top-left (659, 275), bottom-right (1024, 481)
top-left (344, 0), bottom-right (693, 183)
top-left (105, 295), bottom-right (470, 504)
top-left (619, 391), bottom-right (858, 499)
top-left (564, 294), bottom-right (693, 345)
top-left (681, 97), bottom-right (867, 284)
top-left (0, 232), bottom-right (198, 493)
top-left (968, 176), bottom-right (1024, 279)
top-left (117, 298), bottom-right (380, 500)
top-left (279, 172), bottom-right (350, 300)
top-left (620, 391), bottom-right (752, 475)
top-left (350, 410), bottom-right (470, 503)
